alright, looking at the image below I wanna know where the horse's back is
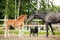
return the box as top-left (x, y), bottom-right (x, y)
top-left (45, 12), bottom-right (60, 23)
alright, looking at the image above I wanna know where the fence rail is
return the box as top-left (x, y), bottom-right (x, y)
top-left (0, 19), bottom-right (4, 21)
top-left (0, 19), bottom-right (60, 28)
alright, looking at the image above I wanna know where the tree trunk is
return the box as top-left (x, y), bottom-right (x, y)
top-left (17, 0), bottom-right (20, 18)
top-left (15, 0), bottom-right (17, 20)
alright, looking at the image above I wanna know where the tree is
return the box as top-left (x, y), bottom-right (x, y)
top-left (55, 6), bottom-right (60, 12)
top-left (20, 0), bottom-right (37, 15)
top-left (4, 0), bottom-right (18, 19)
top-left (39, 0), bottom-right (55, 12)
top-left (0, 0), bottom-right (56, 19)
top-left (0, 0), bottom-right (6, 19)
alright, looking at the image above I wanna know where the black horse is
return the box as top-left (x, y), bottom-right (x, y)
top-left (27, 12), bottom-right (60, 37)
top-left (30, 26), bottom-right (38, 37)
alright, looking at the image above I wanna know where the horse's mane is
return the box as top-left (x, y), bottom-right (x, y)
top-left (17, 15), bottom-right (24, 20)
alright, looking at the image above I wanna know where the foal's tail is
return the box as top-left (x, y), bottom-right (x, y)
top-left (3, 21), bottom-right (6, 29)
top-left (3, 15), bottom-right (8, 29)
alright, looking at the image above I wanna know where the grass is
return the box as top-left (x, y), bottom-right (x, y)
top-left (0, 30), bottom-right (60, 35)
top-left (0, 27), bottom-right (60, 35)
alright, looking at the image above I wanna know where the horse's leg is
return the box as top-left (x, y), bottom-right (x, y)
top-left (49, 23), bottom-right (55, 35)
top-left (33, 32), bottom-right (35, 37)
top-left (46, 23), bottom-right (49, 37)
top-left (30, 28), bottom-right (32, 37)
top-left (30, 31), bottom-right (31, 37)
top-left (33, 29), bottom-right (35, 37)
top-left (37, 32), bottom-right (38, 36)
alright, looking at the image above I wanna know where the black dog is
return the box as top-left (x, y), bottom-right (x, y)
top-left (30, 26), bottom-right (38, 37)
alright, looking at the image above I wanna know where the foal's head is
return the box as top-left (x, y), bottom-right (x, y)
top-left (17, 14), bottom-right (27, 21)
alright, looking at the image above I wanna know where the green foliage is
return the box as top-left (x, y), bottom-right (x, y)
top-left (0, 0), bottom-right (59, 19)
top-left (4, 0), bottom-right (15, 18)
top-left (0, 0), bottom-right (6, 12)
top-left (39, 0), bottom-right (47, 12)
top-left (20, 0), bottom-right (37, 15)
top-left (39, 0), bottom-right (56, 12)
top-left (55, 6), bottom-right (60, 12)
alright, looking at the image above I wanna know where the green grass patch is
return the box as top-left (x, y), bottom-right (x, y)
top-left (54, 31), bottom-right (60, 35)
top-left (0, 27), bottom-right (60, 35)
top-left (0, 30), bottom-right (4, 34)
top-left (24, 31), bottom-right (30, 34)
top-left (38, 31), bottom-right (46, 34)
top-left (0, 30), bottom-right (60, 35)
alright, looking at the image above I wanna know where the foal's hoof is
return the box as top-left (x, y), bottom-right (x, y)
top-left (52, 35), bottom-right (55, 38)
top-left (19, 36), bottom-right (20, 38)
top-left (8, 36), bottom-right (10, 38)
top-left (4, 36), bottom-right (7, 38)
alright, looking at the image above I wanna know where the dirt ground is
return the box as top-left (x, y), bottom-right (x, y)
top-left (0, 34), bottom-right (60, 40)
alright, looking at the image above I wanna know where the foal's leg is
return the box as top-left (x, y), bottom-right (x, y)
top-left (7, 29), bottom-right (10, 38)
top-left (19, 27), bottom-right (24, 38)
top-left (4, 23), bottom-right (7, 38)
top-left (46, 23), bottom-right (49, 37)
top-left (4, 27), bottom-right (9, 38)
top-left (49, 23), bottom-right (55, 35)
top-left (4, 28), bottom-right (7, 38)
top-left (18, 27), bottom-right (22, 38)
top-left (19, 29), bottom-right (21, 38)
top-left (21, 27), bottom-right (24, 38)
top-left (6, 25), bottom-right (10, 38)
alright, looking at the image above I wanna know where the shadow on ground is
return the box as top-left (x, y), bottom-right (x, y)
top-left (0, 34), bottom-right (60, 40)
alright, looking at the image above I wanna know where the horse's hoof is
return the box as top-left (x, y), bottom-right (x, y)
top-left (30, 36), bottom-right (31, 37)
top-left (30, 35), bottom-right (31, 37)
top-left (46, 35), bottom-right (48, 38)
top-left (53, 33), bottom-right (55, 35)
top-left (52, 35), bottom-right (55, 38)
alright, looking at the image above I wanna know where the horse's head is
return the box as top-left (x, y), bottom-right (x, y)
top-left (27, 12), bottom-right (36, 22)
top-left (27, 12), bottom-right (46, 22)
